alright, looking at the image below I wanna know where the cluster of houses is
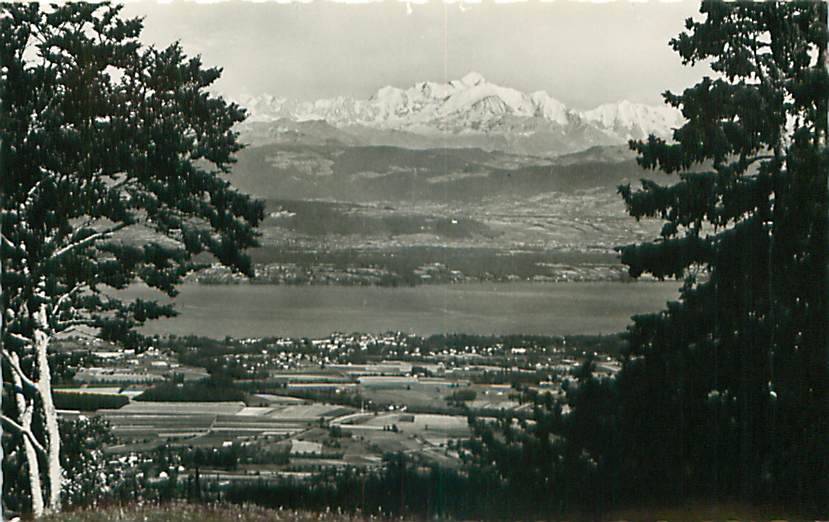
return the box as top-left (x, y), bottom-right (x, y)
top-left (413, 262), bottom-right (465, 282)
top-left (55, 332), bottom-right (209, 385)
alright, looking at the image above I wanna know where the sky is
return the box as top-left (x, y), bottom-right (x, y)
top-left (123, 1), bottom-right (709, 110)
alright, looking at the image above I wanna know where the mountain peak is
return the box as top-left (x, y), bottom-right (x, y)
top-left (581, 100), bottom-right (684, 141)
top-left (236, 75), bottom-right (683, 156)
top-left (461, 71), bottom-right (486, 86)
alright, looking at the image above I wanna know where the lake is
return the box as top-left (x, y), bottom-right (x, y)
top-left (119, 282), bottom-right (679, 339)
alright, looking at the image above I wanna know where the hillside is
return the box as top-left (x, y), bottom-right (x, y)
top-left (228, 143), bottom-right (654, 203)
top-left (209, 141), bottom-right (664, 286)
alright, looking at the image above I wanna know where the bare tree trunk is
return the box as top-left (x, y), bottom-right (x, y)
top-left (9, 353), bottom-right (44, 517)
top-left (1, 212), bottom-right (4, 522)
top-left (32, 303), bottom-right (61, 513)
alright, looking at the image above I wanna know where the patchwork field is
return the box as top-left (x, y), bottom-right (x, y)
top-left (99, 401), bottom-right (356, 449)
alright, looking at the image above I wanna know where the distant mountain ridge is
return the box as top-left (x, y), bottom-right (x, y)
top-left (236, 72), bottom-right (684, 157)
top-left (228, 143), bottom-right (657, 204)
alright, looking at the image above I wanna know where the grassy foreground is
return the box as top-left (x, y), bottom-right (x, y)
top-left (42, 503), bottom-right (385, 522)
top-left (41, 502), bottom-right (815, 522)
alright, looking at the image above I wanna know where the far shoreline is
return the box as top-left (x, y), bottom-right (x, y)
top-left (116, 280), bottom-right (679, 340)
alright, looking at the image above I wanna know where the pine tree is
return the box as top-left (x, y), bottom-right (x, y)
top-left (0, 3), bottom-right (263, 516)
top-left (617, 0), bottom-right (827, 511)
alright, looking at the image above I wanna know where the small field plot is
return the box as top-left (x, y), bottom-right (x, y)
top-left (102, 413), bottom-right (215, 441)
top-left (251, 393), bottom-right (309, 405)
top-left (407, 414), bottom-right (469, 435)
top-left (55, 386), bottom-right (125, 395)
top-left (115, 401), bottom-right (246, 415)
top-left (266, 403), bottom-right (353, 420)
top-left (361, 413), bottom-right (469, 436)
top-left (289, 439), bottom-right (323, 455)
top-left (360, 381), bottom-right (457, 409)
top-left (469, 384), bottom-right (515, 398)
top-left (354, 429), bottom-right (425, 455)
top-left (237, 407), bottom-right (273, 416)
top-left (466, 400), bottom-right (524, 412)
top-left (212, 415), bottom-right (307, 437)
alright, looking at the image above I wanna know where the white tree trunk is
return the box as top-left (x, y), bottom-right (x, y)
top-left (10, 355), bottom-right (44, 518)
top-left (1, 219), bottom-right (4, 522)
top-left (17, 400), bottom-right (45, 518)
top-left (32, 303), bottom-right (61, 513)
top-left (1, 245), bottom-right (4, 522)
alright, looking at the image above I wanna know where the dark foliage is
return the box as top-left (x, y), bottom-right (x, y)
top-left (0, 3), bottom-right (262, 512)
top-left (464, 1), bottom-right (829, 518)
top-left (223, 453), bottom-right (493, 520)
top-left (52, 392), bottom-right (129, 411)
top-left (614, 1), bottom-right (828, 511)
top-left (0, 0), bottom-right (264, 350)
top-left (134, 376), bottom-right (245, 402)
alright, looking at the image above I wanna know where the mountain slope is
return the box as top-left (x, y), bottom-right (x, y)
top-left (228, 143), bottom-right (656, 203)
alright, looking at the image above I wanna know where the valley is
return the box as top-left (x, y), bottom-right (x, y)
top-left (215, 143), bottom-right (663, 286)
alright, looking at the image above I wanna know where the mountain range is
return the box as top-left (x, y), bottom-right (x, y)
top-left (235, 72), bottom-right (684, 157)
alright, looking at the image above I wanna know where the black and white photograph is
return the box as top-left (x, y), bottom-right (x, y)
top-left (0, 1), bottom-right (827, 520)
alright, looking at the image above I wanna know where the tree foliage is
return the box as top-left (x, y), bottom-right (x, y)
top-left (0, 2), bottom-right (263, 515)
top-left (466, 1), bottom-right (828, 516)
top-left (1, 2), bottom-right (263, 348)
top-left (616, 1), bottom-right (827, 510)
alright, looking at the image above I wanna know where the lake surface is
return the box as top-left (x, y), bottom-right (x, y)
top-left (120, 282), bottom-right (679, 339)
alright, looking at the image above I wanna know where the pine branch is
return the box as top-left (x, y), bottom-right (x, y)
top-left (49, 222), bottom-right (129, 262)
top-left (1, 233), bottom-right (21, 252)
top-left (8, 332), bottom-right (33, 347)
top-left (0, 415), bottom-right (47, 456)
top-left (51, 282), bottom-right (87, 316)
top-left (21, 176), bottom-right (49, 210)
top-left (738, 154), bottom-right (777, 170)
top-left (2, 349), bottom-right (39, 393)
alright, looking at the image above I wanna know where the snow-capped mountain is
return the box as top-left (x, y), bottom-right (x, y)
top-left (581, 100), bottom-right (685, 142)
top-left (236, 73), bottom-right (682, 156)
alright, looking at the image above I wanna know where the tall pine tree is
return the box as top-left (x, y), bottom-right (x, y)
top-left (0, 3), bottom-right (263, 516)
top-left (617, 0), bottom-right (827, 512)
top-left (464, 2), bottom-right (827, 517)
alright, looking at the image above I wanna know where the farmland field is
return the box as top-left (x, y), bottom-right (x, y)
top-left (120, 281), bottom-right (678, 338)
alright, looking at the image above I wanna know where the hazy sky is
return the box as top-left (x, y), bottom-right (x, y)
top-left (123, 1), bottom-right (708, 110)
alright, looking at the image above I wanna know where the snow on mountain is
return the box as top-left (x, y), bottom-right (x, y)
top-left (237, 73), bottom-right (683, 156)
top-left (581, 100), bottom-right (684, 141)
top-left (238, 73), bottom-right (576, 128)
